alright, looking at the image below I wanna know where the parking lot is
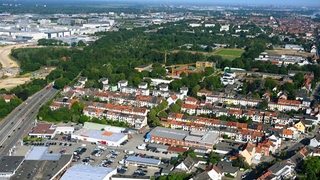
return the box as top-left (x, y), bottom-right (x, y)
top-left (13, 131), bottom-right (174, 178)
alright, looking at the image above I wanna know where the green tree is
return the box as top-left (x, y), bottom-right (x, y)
top-left (191, 85), bottom-right (201, 97)
top-left (209, 151), bottom-right (221, 164)
top-left (302, 156), bottom-right (320, 178)
top-left (148, 109), bottom-right (161, 127)
top-left (232, 156), bottom-right (250, 170)
top-left (258, 100), bottom-right (268, 110)
top-left (77, 40), bottom-right (86, 47)
top-left (264, 78), bottom-right (277, 90)
top-left (169, 103), bottom-right (181, 113)
top-left (54, 78), bottom-right (69, 89)
top-left (293, 72), bottom-right (305, 88)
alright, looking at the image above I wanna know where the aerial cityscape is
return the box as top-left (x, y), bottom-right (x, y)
top-left (0, 0), bottom-right (320, 179)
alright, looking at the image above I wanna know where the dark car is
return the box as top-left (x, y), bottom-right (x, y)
top-left (117, 168), bottom-right (127, 174)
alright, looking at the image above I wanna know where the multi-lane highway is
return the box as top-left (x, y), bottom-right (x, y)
top-left (0, 85), bottom-right (58, 156)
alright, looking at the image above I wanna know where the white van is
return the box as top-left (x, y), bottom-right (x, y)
top-left (137, 143), bottom-right (147, 150)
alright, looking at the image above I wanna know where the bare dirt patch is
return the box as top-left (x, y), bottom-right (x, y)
top-left (0, 77), bottom-right (31, 90)
top-left (266, 49), bottom-right (311, 57)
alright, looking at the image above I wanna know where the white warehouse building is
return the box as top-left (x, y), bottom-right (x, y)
top-left (72, 128), bottom-right (127, 146)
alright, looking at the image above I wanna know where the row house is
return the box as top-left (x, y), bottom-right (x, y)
top-left (247, 110), bottom-right (263, 123)
top-left (268, 99), bottom-right (302, 111)
top-left (181, 104), bottom-right (198, 115)
top-left (205, 94), bottom-right (262, 107)
top-left (256, 139), bottom-right (277, 156)
top-left (86, 102), bottom-right (149, 117)
top-left (184, 97), bottom-right (199, 105)
top-left (83, 107), bottom-right (105, 119)
top-left (94, 91), bottom-right (163, 108)
top-left (204, 91), bottom-right (308, 113)
top-left (94, 91), bottom-right (132, 103)
top-left (196, 105), bottom-right (214, 115)
top-left (104, 111), bottom-right (147, 129)
top-left (152, 90), bottom-right (171, 98)
top-left (83, 106), bottom-right (147, 129)
top-left (196, 105), bottom-right (244, 118)
top-left (247, 110), bottom-right (278, 124)
top-left (49, 99), bottom-right (77, 111)
top-left (162, 113), bottom-right (269, 143)
top-left (121, 86), bottom-right (150, 96)
top-left (162, 119), bottom-right (207, 132)
top-left (280, 127), bottom-right (300, 140)
top-left (197, 89), bottom-right (213, 97)
top-left (50, 101), bottom-right (69, 110)
top-left (275, 115), bottom-right (292, 125)
top-left (229, 108), bottom-right (243, 119)
top-left (268, 102), bottom-right (300, 111)
top-left (134, 95), bottom-right (163, 108)
top-left (164, 113), bottom-right (269, 133)
top-left (235, 129), bottom-right (264, 143)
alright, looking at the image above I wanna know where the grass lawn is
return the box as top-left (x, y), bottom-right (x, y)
top-left (216, 49), bottom-right (244, 57)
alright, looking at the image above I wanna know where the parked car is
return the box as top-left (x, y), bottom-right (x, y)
top-left (137, 143), bottom-right (147, 150)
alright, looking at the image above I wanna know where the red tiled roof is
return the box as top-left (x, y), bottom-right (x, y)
top-left (283, 129), bottom-right (293, 135)
top-left (30, 123), bottom-right (55, 135)
top-left (168, 146), bottom-right (187, 153)
top-left (2, 94), bottom-right (14, 100)
top-left (278, 99), bottom-right (301, 106)
top-left (236, 122), bottom-right (248, 129)
top-left (257, 170), bottom-right (272, 180)
top-left (182, 104), bottom-right (198, 109)
top-left (170, 94), bottom-right (178, 100)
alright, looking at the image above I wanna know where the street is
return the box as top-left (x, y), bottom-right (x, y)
top-left (0, 85), bottom-right (58, 156)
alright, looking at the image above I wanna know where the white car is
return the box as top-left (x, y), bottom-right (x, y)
top-left (137, 143), bottom-right (147, 150)
top-left (124, 150), bottom-right (135, 155)
top-left (118, 159), bottom-right (125, 165)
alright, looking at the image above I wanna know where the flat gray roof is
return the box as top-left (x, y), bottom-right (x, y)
top-left (126, 156), bottom-right (161, 166)
top-left (25, 146), bottom-right (61, 161)
top-left (0, 156), bottom-right (24, 173)
top-left (61, 164), bottom-right (116, 180)
top-left (11, 155), bottom-right (72, 180)
top-left (269, 161), bottom-right (291, 174)
top-left (148, 127), bottom-right (188, 140)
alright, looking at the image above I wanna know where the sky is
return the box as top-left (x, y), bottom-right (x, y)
top-left (6, 0), bottom-right (320, 7)
top-left (136, 0), bottom-right (319, 6)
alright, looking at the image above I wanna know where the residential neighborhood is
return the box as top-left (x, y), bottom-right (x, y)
top-left (0, 1), bottom-right (320, 180)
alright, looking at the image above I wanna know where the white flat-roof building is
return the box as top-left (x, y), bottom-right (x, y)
top-left (72, 128), bottom-right (127, 146)
top-left (55, 126), bottom-right (74, 135)
top-left (61, 164), bottom-right (116, 180)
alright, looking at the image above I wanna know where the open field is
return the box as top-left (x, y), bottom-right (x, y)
top-left (216, 49), bottom-right (245, 56)
top-left (170, 48), bottom-right (244, 61)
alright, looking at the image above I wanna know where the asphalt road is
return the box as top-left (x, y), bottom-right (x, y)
top-left (0, 85), bottom-right (58, 156)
